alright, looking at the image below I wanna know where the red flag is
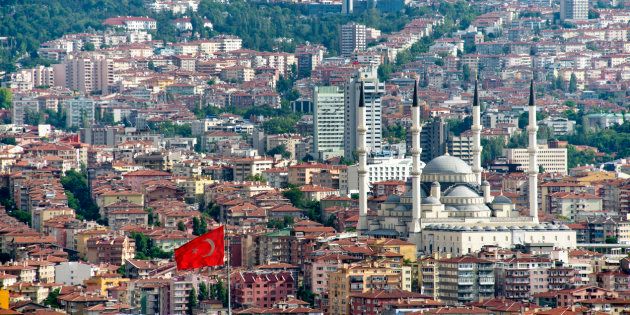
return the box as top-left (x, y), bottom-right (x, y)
top-left (174, 226), bottom-right (225, 270)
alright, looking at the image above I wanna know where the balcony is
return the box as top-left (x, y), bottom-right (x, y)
top-left (479, 277), bottom-right (494, 285)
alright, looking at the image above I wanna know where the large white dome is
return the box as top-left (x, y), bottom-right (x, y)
top-left (423, 155), bottom-right (473, 174)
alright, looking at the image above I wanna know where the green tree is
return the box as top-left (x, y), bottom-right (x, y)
top-left (480, 137), bottom-right (505, 165)
top-left (192, 217), bottom-right (207, 236)
top-left (297, 285), bottom-right (315, 306)
top-left (199, 282), bottom-right (210, 301)
top-left (82, 42), bottom-right (95, 51)
top-left (177, 221), bottom-right (186, 232)
top-left (61, 170), bottom-right (100, 220)
top-left (0, 88), bottom-right (12, 109)
top-left (0, 138), bottom-right (16, 145)
top-left (267, 144), bottom-right (291, 159)
top-left (187, 288), bottom-right (198, 315)
top-left (568, 73), bottom-right (578, 93)
top-left (43, 288), bottom-right (61, 308)
top-left (462, 64), bottom-right (471, 82)
top-left (447, 117), bottom-right (472, 136)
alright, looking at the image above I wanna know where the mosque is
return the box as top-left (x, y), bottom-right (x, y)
top-left (355, 81), bottom-right (577, 255)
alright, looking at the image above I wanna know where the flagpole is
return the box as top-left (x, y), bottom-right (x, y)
top-left (227, 232), bottom-right (232, 315)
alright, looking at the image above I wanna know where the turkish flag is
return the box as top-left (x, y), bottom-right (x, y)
top-left (174, 226), bottom-right (225, 270)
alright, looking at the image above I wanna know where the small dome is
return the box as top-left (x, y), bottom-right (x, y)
top-left (445, 186), bottom-right (481, 198)
top-left (431, 181), bottom-right (441, 187)
top-left (423, 155), bottom-right (473, 174)
top-left (422, 197), bottom-right (441, 204)
top-left (493, 195), bottom-right (512, 204)
top-left (560, 224), bottom-right (570, 230)
top-left (481, 180), bottom-right (490, 186)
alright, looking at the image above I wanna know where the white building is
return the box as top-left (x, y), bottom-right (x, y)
top-left (504, 145), bottom-right (568, 174)
top-left (64, 98), bottom-right (96, 128)
top-left (540, 116), bottom-right (576, 135)
top-left (341, 157), bottom-right (414, 194)
top-left (560, 0), bottom-right (589, 21)
top-left (448, 135), bottom-right (474, 166)
top-left (340, 23), bottom-right (367, 57)
top-left (55, 262), bottom-right (98, 285)
top-left (103, 16), bottom-right (157, 31)
top-left (314, 86), bottom-right (345, 160)
top-left (11, 95), bottom-right (40, 125)
top-left (343, 68), bottom-right (384, 158)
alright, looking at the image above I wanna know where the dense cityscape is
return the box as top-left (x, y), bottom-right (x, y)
top-left (0, 0), bottom-right (629, 314)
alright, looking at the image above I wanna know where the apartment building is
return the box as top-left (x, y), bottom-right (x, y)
top-left (85, 235), bottom-right (135, 265)
top-left (231, 271), bottom-right (296, 308)
top-left (327, 261), bottom-right (410, 315)
top-left (63, 97), bottom-right (95, 128)
top-left (231, 157), bottom-right (274, 182)
top-left (436, 256), bottom-right (495, 305)
top-left (548, 192), bottom-right (602, 220)
top-left (54, 54), bottom-right (113, 94)
top-left (495, 257), bottom-right (553, 300)
top-left (448, 135), bottom-right (474, 166)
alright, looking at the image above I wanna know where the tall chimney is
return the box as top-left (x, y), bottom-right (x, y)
top-left (410, 81), bottom-right (422, 234)
top-left (527, 80), bottom-right (539, 224)
top-left (471, 80), bottom-right (483, 185)
top-left (357, 82), bottom-right (369, 234)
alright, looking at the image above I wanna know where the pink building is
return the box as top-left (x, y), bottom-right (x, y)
top-left (306, 253), bottom-right (358, 309)
top-left (496, 257), bottom-right (553, 299)
top-left (231, 271), bottom-right (296, 308)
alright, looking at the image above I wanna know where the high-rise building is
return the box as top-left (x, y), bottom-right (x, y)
top-left (314, 86), bottom-right (345, 160)
top-left (53, 54), bottom-right (113, 94)
top-left (560, 0), bottom-right (589, 21)
top-left (419, 117), bottom-right (448, 162)
top-left (343, 68), bottom-right (384, 158)
top-left (340, 23), bottom-right (367, 57)
top-left (296, 45), bottom-right (326, 78)
top-left (447, 134), bottom-right (474, 166)
top-left (342, 0), bottom-right (353, 14)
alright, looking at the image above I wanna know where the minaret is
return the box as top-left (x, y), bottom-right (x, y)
top-left (356, 82), bottom-right (369, 234)
top-left (471, 80), bottom-right (483, 185)
top-left (410, 81), bottom-right (422, 235)
top-left (527, 80), bottom-right (539, 224)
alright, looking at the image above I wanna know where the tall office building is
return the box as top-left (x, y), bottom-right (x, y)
top-left (560, 0), bottom-right (589, 21)
top-left (418, 117), bottom-right (448, 162)
top-left (342, 0), bottom-right (353, 14)
top-left (313, 86), bottom-right (346, 160)
top-left (344, 68), bottom-right (384, 159)
top-left (340, 23), bottom-right (367, 57)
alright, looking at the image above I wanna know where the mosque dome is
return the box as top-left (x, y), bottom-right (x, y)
top-left (422, 155), bottom-right (477, 184)
top-left (424, 155), bottom-right (473, 174)
top-left (492, 195), bottom-right (513, 204)
top-left (422, 197), bottom-right (441, 205)
top-left (445, 186), bottom-right (481, 198)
